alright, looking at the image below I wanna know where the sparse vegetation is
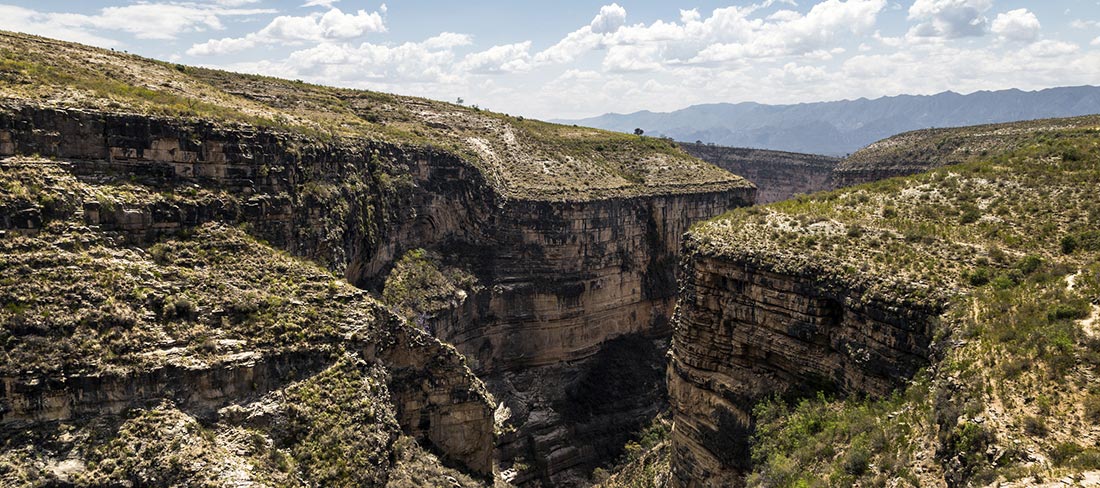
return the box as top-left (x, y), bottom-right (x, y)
top-left (0, 30), bottom-right (747, 201)
top-left (689, 120), bottom-right (1100, 485)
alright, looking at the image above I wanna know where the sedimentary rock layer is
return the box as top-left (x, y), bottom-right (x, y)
top-left (1, 102), bottom-right (756, 484)
top-left (668, 252), bottom-right (939, 487)
top-left (680, 143), bottom-right (838, 204)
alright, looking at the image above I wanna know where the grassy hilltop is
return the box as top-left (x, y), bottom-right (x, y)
top-left (0, 31), bottom-right (748, 201)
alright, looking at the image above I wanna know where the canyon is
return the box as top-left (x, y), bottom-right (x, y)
top-left (665, 114), bottom-right (1100, 486)
top-left (679, 143), bottom-right (839, 204)
top-left (4, 30), bottom-right (1100, 488)
top-left (0, 31), bottom-right (755, 487)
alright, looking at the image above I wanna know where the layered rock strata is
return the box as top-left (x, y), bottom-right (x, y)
top-left (1, 102), bottom-right (756, 485)
top-left (668, 251), bottom-right (941, 487)
top-left (680, 143), bottom-right (839, 204)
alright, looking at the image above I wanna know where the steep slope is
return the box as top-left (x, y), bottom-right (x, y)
top-left (679, 143), bottom-right (839, 204)
top-left (670, 118), bottom-right (1100, 486)
top-left (0, 160), bottom-right (494, 486)
top-left (559, 86), bottom-right (1100, 156)
top-left (0, 31), bottom-right (756, 486)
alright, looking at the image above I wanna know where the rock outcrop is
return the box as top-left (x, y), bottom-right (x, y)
top-left (666, 114), bottom-right (1100, 486)
top-left (0, 192), bottom-right (495, 485)
top-left (680, 143), bottom-right (838, 204)
top-left (1, 30), bottom-right (757, 486)
top-left (0, 100), bottom-right (755, 485)
top-left (668, 251), bottom-right (940, 486)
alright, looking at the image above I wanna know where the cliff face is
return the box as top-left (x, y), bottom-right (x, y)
top-left (0, 102), bottom-right (493, 287)
top-left (0, 101), bottom-right (755, 485)
top-left (1, 31), bottom-right (760, 486)
top-left (666, 117), bottom-right (1100, 486)
top-left (668, 253), bottom-right (939, 486)
top-left (452, 190), bottom-right (752, 485)
top-left (679, 143), bottom-right (838, 204)
top-left (0, 188), bottom-right (494, 486)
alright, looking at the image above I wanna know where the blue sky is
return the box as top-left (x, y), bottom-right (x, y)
top-left (2, 1), bottom-right (1099, 119)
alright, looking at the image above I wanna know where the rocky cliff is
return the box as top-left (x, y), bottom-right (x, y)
top-left (0, 31), bottom-right (756, 486)
top-left (679, 143), bottom-right (838, 204)
top-left (0, 166), bottom-right (495, 485)
top-left (669, 247), bottom-right (942, 486)
top-left (668, 118), bottom-right (1100, 486)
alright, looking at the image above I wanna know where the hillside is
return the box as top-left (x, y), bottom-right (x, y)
top-left (834, 114), bottom-right (1100, 187)
top-left (0, 31), bottom-right (746, 201)
top-left (0, 158), bottom-right (495, 486)
top-left (669, 116), bottom-right (1100, 486)
top-left (559, 86), bottom-right (1100, 156)
top-left (0, 31), bottom-right (758, 487)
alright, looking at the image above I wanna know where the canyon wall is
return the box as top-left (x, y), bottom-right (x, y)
top-left (667, 251), bottom-right (942, 487)
top-left (1, 102), bottom-right (756, 485)
top-left (679, 143), bottom-right (838, 204)
top-left (440, 189), bottom-right (754, 485)
top-left (0, 102), bottom-right (492, 285)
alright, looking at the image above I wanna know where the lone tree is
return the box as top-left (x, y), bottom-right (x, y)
top-left (633, 128), bottom-right (644, 136)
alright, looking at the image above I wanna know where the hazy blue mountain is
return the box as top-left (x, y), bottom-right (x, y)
top-left (555, 86), bottom-right (1100, 156)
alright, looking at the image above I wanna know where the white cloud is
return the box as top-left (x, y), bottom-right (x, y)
top-left (908, 0), bottom-right (993, 38)
top-left (211, 0), bottom-right (262, 6)
top-left (590, 3), bottom-right (627, 34)
top-left (0, 5), bottom-right (120, 46)
top-left (1022, 40), bottom-right (1078, 58)
top-left (1093, 37), bottom-right (1100, 47)
top-left (0, 3), bottom-right (274, 43)
top-left (188, 7), bottom-right (385, 56)
top-left (687, 0), bottom-right (886, 62)
top-left (460, 42), bottom-right (533, 73)
top-left (991, 9), bottom-right (1040, 42)
top-left (302, 0), bottom-right (340, 7)
top-left (1070, 19), bottom-right (1100, 29)
top-left (603, 44), bottom-right (663, 72)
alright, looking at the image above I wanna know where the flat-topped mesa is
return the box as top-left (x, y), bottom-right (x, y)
top-left (833, 114), bottom-right (1100, 187)
top-left (0, 31), bottom-right (756, 486)
top-left (679, 143), bottom-right (839, 204)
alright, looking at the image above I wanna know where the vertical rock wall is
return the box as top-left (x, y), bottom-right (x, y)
top-left (668, 253), bottom-right (940, 487)
top-left (680, 143), bottom-right (838, 204)
top-left (0, 102), bottom-right (757, 485)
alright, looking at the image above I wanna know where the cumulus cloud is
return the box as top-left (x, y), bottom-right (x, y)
top-left (688, 0), bottom-right (886, 62)
top-left (590, 3), bottom-right (627, 34)
top-left (0, 3), bottom-right (274, 43)
top-left (229, 32), bottom-right (472, 87)
top-left (188, 7), bottom-right (385, 55)
top-left (908, 0), bottom-right (993, 38)
top-left (533, 0), bottom-right (885, 70)
top-left (991, 9), bottom-right (1040, 42)
top-left (1022, 40), bottom-right (1079, 58)
top-left (0, 5), bottom-right (120, 46)
top-left (460, 42), bottom-right (533, 73)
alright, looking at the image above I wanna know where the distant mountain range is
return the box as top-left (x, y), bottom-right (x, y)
top-left (555, 86), bottom-right (1100, 156)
